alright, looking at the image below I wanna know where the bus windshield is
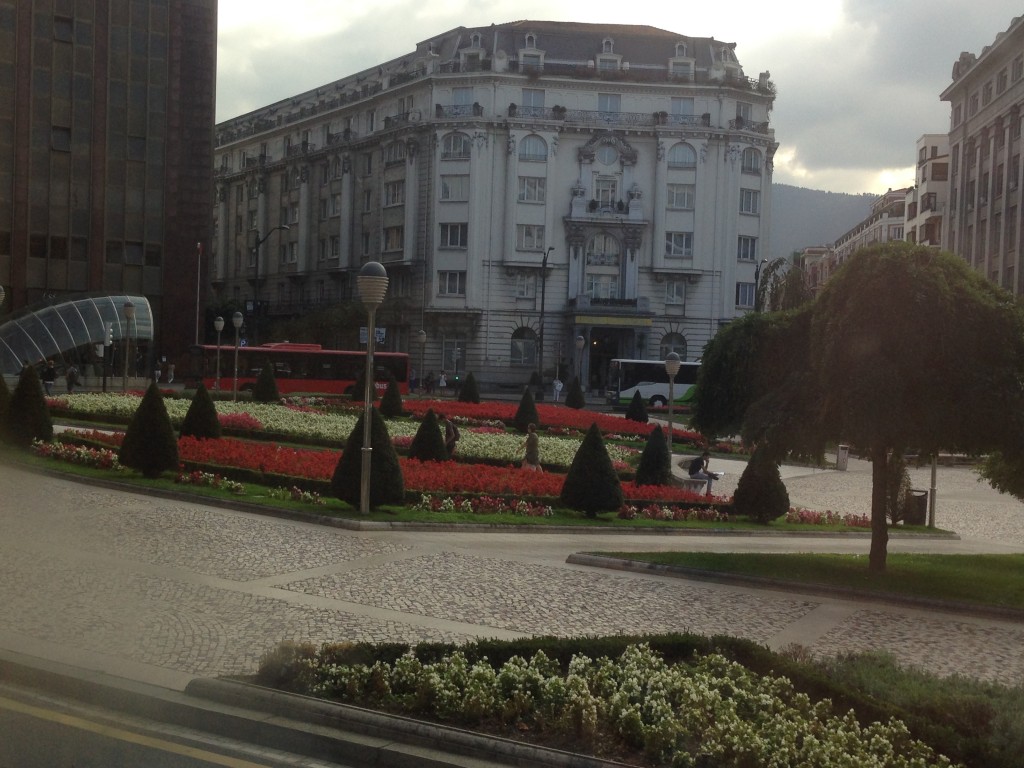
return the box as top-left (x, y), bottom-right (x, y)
top-left (606, 358), bottom-right (700, 407)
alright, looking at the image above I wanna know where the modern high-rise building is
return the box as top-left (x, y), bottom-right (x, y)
top-left (0, 0), bottom-right (217, 369)
top-left (212, 21), bottom-right (776, 391)
top-left (941, 14), bottom-right (1024, 296)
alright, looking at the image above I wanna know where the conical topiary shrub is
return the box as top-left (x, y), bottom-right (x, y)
top-left (565, 376), bottom-right (586, 410)
top-left (625, 390), bottom-right (649, 423)
top-left (119, 381), bottom-right (179, 478)
top-left (252, 361), bottom-right (280, 403)
top-left (379, 373), bottom-right (404, 418)
top-left (179, 382), bottom-right (222, 440)
top-left (457, 371), bottom-right (480, 403)
top-left (7, 364), bottom-right (53, 448)
top-left (331, 406), bottom-right (404, 509)
top-left (407, 408), bottom-right (448, 462)
top-left (560, 422), bottom-right (623, 518)
top-left (732, 445), bottom-right (789, 524)
top-left (513, 386), bottom-right (540, 433)
top-left (634, 425), bottom-right (672, 486)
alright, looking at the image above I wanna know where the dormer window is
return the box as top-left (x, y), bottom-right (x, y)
top-left (602, 38), bottom-right (614, 53)
top-left (470, 32), bottom-right (481, 48)
top-left (675, 42), bottom-right (687, 57)
top-left (525, 33), bottom-right (536, 49)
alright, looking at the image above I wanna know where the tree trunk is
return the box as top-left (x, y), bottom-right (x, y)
top-left (869, 445), bottom-right (890, 572)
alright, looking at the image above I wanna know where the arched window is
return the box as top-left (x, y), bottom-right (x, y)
top-left (675, 42), bottom-right (687, 57)
top-left (519, 134), bottom-right (547, 162)
top-left (442, 132), bottom-right (471, 160)
top-left (667, 143), bottom-right (697, 169)
top-left (470, 33), bottom-right (481, 48)
top-left (602, 38), bottom-right (614, 53)
top-left (659, 332), bottom-right (687, 361)
top-left (525, 33), bottom-right (536, 49)
top-left (742, 147), bottom-right (761, 173)
top-left (510, 327), bottom-right (537, 366)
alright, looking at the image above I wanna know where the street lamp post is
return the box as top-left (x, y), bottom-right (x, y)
top-left (753, 257), bottom-right (769, 312)
top-left (357, 261), bottom-right (389, 514)
top-left (121, 301), bottom-right (135, 392)
top-left (664, 352), bottom-right (681, 457)
top-left (213, 316), bottom-right (225, 390)
top-left (537, 246), bottom-right (554, 399)
top-left (575, 334), bottom-right (585, 388)
top-left (231, 311), bottom-right (243, 401)
top-left (416, 329), bottom-right (427, 393)
top-left (251, 225), bottom-right (290, 346)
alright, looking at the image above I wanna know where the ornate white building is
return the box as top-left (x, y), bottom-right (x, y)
top-left (212, 21), bottom-right (776, 391)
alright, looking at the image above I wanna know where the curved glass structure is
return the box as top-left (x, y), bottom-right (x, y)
top-left (0, 295), bottom-right (153, 375)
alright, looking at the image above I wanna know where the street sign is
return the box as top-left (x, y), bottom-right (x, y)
top-left (359, 327), bottom-right (386, 344)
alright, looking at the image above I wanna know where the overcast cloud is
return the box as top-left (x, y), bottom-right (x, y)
top-left (216, 0), bottom-right (1022, 195)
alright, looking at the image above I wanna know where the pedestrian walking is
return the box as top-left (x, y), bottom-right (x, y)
top-left (65, 363), bottom-right (79, 394)
top-left (42, 360), bottom-right (57, 396)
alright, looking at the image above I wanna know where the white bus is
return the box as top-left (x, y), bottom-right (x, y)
top-left (606, 358), bottom-right (701, 408)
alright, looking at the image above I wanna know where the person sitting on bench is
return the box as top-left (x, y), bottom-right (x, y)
top-left (688, 450), bottom-right (719, 495)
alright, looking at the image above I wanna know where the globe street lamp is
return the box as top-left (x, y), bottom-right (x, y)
top-left (416, 329), bottom-right (427, 393)
top-left (357, 261), bottom-right (389, 514)
top-left (251, 225), bottom-right (290, 346)
top-left (121, 301), bottom-right (135, 392)
top-left (213, 316), bottom-right (225, 390)
top-left (537, 246), bottom-right (554, 399)
top-left (231, 311), bottom-right (243, 401)
top-left (664, 352), bottom-right (681, 457)
top-left (575, 334), bottom-right (585, 388)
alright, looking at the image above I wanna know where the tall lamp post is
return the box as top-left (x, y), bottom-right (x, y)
top-left (416, 329), bottom-right (426, 393)
top-left (664, 352), bottom-right (681, 457)
top-left (753, 257), bottom-right (769, 312)
top-left (357, 261), bottom-right (389, 514)
top-left (575, 334), bottom-right (585, 388)
top-left (537, 246), bottom-right (554, 399)
top-left (121, 301), bottom-right (135, 392)
top-left (250, 225), bottom-right (290, 346)
top-left (213, 316), bottom-right (225, 390)
top-left (231, 311), bottom-right (243, 400)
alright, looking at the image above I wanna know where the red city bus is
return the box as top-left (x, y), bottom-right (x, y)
top-left (188, 342), bottom-right (410, 396)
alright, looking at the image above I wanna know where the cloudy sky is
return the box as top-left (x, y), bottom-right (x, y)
top-left (217, 1), bottom-right (1021, 195)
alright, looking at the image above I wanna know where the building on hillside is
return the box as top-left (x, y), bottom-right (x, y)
top-left (212, 21), bottom-right (776, 392)
top-left (904, 135), bottom-right (949, 248)
top-left (941, 15), bottom-right (1024, 295)
top-left (0, 0), bottom-right (217, 372)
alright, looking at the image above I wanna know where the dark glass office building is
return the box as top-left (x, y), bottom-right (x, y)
top-left (0, 0), bottom-right (217, 367)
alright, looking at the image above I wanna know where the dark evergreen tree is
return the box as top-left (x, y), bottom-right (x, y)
top-left (119, 381), bottom-right (179, 478)
top-left (565, 376), bottom-right (586, 410)
top-left (457, 371), bottom-right (480, 404)
top-left (634, 425), bottom-right (672, 486)
top-left (560, 422), bottom-right (623, 517)
top-left (331, 406), bottom-right (404, 509)
top-left (379, 373), bottom-right (404, 418)
top-left (513, 386), bottom-right (539, 433)
top-left (407, 408), bottom-right (448, 462)
top-left (252, 361), bottom-right (280, 403)
top-left (625, 390), bottom-right (649, 422)
top-left (179, 382), bottom-right (222, 440)
top-left (7, 364), bottom-right (53, 448)
top-left (731, 445), bottom-right (790, 524)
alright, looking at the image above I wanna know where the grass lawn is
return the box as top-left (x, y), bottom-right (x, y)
top-left (596, 551), bottom-right (1024, 611)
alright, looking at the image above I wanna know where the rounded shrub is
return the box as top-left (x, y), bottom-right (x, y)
top-left (252, 361), bottom-right (280, 403)
top-left (331, 406), bottom-right (404, 509)
top-left (635, 425), bottom-right (672, 486)
top-left (457, 371), bottom-right (480, 404)
top-left (625, 390), bottom-right (649, 423)
top-left (565, 376), bottom-right (586, 410)
top-left (179, 382), bottom-right (222, 440)
top-left (379, 373), bottom-right (404, 418)
top-left (560, 422), bottom-right (623, 517)
top-left (407, 408), bottom-right (448, 462)
top-left (513, 387), bottom-right (540, 433)
top-left (119, 381), bottom-right (179, 478)
top-left (732, 445), bottom-right (789, 523)
top-left (7, 364), bottom-right (53, 448)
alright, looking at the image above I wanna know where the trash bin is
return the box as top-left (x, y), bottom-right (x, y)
top-left (836, 444), bottom-right (850, 471)
top-left (905, 489), bottom-right (928, 525)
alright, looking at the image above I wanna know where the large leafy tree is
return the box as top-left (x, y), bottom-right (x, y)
top-left (695, 242), bottom-right (1024, 571)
